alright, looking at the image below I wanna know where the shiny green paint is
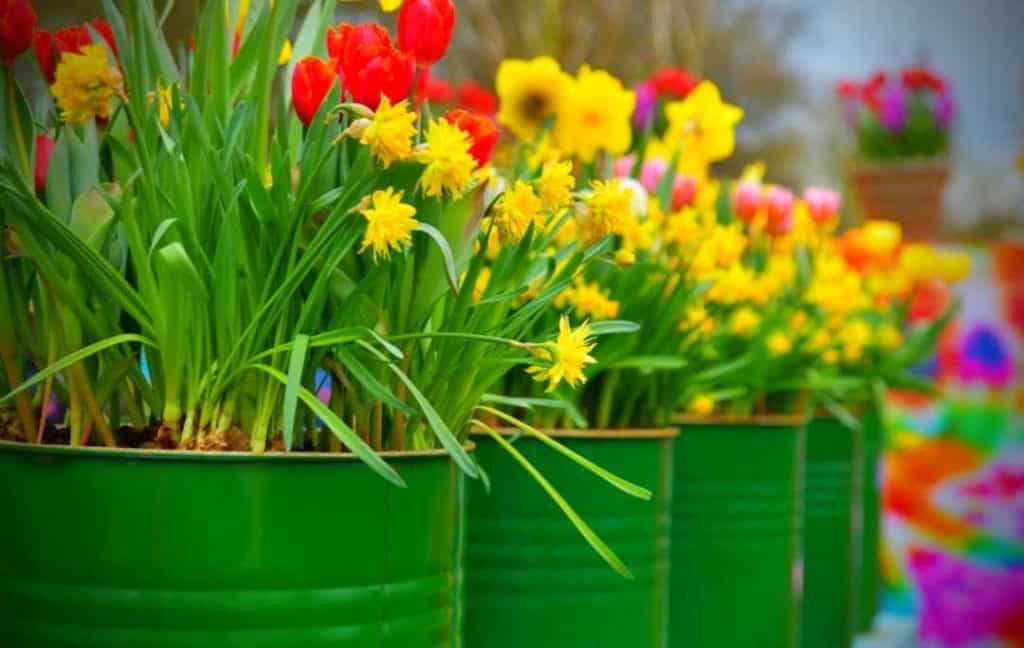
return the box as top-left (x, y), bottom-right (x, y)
top-left (465, 432), bottom-right (675, 648)
top-left (0, 442), bottom-right (463, 648)
top-left (856, 406), bottom-right (884, 632)
top-left (670, 418), bottom-right (805, 648)
top-left (801, 418), bottom-right (856, 648)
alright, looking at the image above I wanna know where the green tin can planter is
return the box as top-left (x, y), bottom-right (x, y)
top-left (856, 405), bottom-right (884, 632)
top-left (465, 429), bottom-right (677, 648)
top-left (670, 414), bottom-right (806, 648)
top-left (801, 417), bottom-right (856, 648)
top-left (0, 441), bottom-right (465, 648)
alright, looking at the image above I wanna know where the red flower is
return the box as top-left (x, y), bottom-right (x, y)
top-left (326, 22), bottom-right (391, 72)
top-left (457, 80), bottom-right (497, 115)
top-left (763, 185), bottom-right (794, 236)
top-left (91, 18), bottom-right (118, 58)
top-left (834, 79), bottom-right (859, 100)
top-left (34, 25), bottom-right (92, 83)
top-left (416, 68), bottom-right (453, 105)
top-left (344, 45), bottom-right (414, 110)
top-left (649, 66), bottom-right (699, 99)
top-left (861, 71), bottom-right (887, 114)
top-left (444, 108), bottom-right (498, 167)
top-left (397, 0), bottom-right (455, 67)
top-left (901, 66), bottom-right (945, 93)
top-left (292, 56), bottom-right (338, 127)
top-left (671, 174), bottom-right (697, 210)
top-left (34, 133), bottom-right (54, 193)
top-left (0, 0), bottom-right (35, 65)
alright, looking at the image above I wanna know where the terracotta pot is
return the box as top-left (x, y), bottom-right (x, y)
top-left (847, 159), bottom-right (949, 242)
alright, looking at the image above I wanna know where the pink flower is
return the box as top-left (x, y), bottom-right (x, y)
top-left (612, 155), bottom-right (636, 179)
top-left (803, 186), bottom-right (841, 224)
top-left (733, 179), bottom-right (763, 223)
top-left (640, 158), bottom-right (668, 193)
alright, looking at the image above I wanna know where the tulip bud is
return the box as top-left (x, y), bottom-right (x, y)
top-left (639, 158), bottom-right (667, 194)
top-left (802, 186), bottom-right (841, 224)
top-left (34, 133), bottom-right (55, 193)
top-left (397, 0), bottom-right (455, 67)
top-left (671, 174), bottom-right (698, 210)
top-left (0, 0), bottom-right (35, 65)
top-left (763, 185), bottom-right (794, 236)
top-left (292, 56), bottom-right (338, 127)
top-left (733, 179), bottom-right (762, 223)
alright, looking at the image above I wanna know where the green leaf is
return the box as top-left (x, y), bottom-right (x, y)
top-left (282, 334), bottom-right (310, 451)
top-left (588, 320), bottom-right (641, 336)
top-left (480, 393), bottom-right (588, 428)
top-left (156, 242), bottom-right (208, 301)
top-left (416, 221), bottom-right (460, 294)
top-left (609, 355), bottom-right (686, 371)
top-left (335, 346), bottom-right (414, 416)
top-left (473, 420), bottom-right (633, 579)
top-left (252, 363), bottom-right (405, 487)
top-left (1, 334), bottom-right (156, 405)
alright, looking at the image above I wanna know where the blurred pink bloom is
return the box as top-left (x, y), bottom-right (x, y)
top-left (764, 185), bottom-right (794, 236)
top-left (803, 186), bottom-right (841, 224)
top-left (733, 179), bottom-right (763, 223)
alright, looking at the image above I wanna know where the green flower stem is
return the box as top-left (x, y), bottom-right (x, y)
top-left (5, 71), bottom-right (30, 179)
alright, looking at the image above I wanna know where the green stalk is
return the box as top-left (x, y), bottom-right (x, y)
top-left (596, 370), bottom-right (620, 429)
top-left (71, 364), bottom-right (116, 447)
top-left (5, 71), bottom-right (30, 178)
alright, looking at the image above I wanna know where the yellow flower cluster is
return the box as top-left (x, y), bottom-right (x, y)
top-left (416, 119), bottom-right (477, 198)
top-left (528, 316), bottom-right (597, 392)
top-left (360, 97), bottom-right (416, 169)
top-left (51, 44), bottom-right (124, 124)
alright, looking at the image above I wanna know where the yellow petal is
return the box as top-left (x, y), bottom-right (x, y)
top-left (277, 39), bottom-right (292, 66)
top-left (379, 0), bottom-right (402, 11)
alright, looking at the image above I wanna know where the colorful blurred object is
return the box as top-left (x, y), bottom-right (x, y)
top-left (880, 246), bottom-right (1024, 647)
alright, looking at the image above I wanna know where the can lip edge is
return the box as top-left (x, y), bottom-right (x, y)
top-left (671, 412), bottom-right (808, 427)
top-left (0, 439), bottom-right (475, 464)
top-left (469, 427), bottom-right (678, 440)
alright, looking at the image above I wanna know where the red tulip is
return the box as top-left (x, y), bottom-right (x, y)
top-left (34, 26), bottom-right (91, 83)
top-left (648, 66), bottom-right (698, 99)
top-left (733, 179), bottom-right (762, 223)
top-left (292, 56), bottom-right (338, 127)
top-left (34, 133), bottom-right (54, 193)
top-left (416, 68), bottom-right (453, 105)
top-left (763, 185), bottom-right (794, 236)
top-left (901, 66), bottom-right (945, 94)
top-left (0, 0), bottom-right (35, 65)
top-left (834, 79), bottom-right (859, 100)
top-left (91, 18), bottom-right (118, 58)
top-left (397, 0), bottom-right (455, 67)
top-left (861, 71), bottom-right (887, 114)
top-left (444, 109), bottom-right (498, 167)
top-left (457, 80), bottom-right (497, 115)
top-left (326, 22), bottom-right (391, 72)
top-left (671, 174), bottom-right (698, 210)
top-left (344, 45), bottom-right (413, 110)
top-left (802, 186), bottom-right (841, 224)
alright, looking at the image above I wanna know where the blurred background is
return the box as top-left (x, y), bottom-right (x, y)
top-left (24, 1), bottom-right (1024, 646)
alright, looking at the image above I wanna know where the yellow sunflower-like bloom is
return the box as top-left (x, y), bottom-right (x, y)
top-left (662, 81), bottom-right (743, 166)
top-left (496, 56), bottom-right (571, 142)
top-left (359, 188), bottom-right (418, 260)
top-left (51, 44), bottom-right (124, 124)
top-left (416, 119), bottom-right (477, 198)
top-left (361, 97), bottom-right (417, 168)
top-left (537, 160), bottom-right (575, 213)
top-left (577, 179), bottom-right (632, 244)
top-left (554, 65), bottom-right (635, 162)
top-left (493, 181), bottom-right (543, 243)
top-left (527, 316), bottom-right (597, 392)
top-left (563, 277), bottom-right (620, 320)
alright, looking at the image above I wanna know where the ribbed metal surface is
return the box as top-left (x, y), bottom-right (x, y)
top-left (802, 417), bottom-right (856, 648)
top-left (670, 420), bottom-right (805, 648)
top-left (0, 442), bottom-right (462, 648)
top-left (466, 433), bottom-right (675, 648)
top-left (857, 407), bottom-right (884, 632)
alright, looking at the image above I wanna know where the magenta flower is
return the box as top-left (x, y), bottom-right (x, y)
top-left (880, 82), bottom-right (908, 132)
top-left (935, 91), bottom-right (956, 130)
top-left (633, 81), bottom-right (656, 131)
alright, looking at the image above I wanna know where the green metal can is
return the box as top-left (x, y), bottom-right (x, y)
top-left (670, 415), bottom-right (806, 648)
top-left (856, 406), bottom-right (884, 632)
top-left (465, 429), bottom-right (676, 648)
top-left (0, 441), bottom-right (464, 648)
top-left (801, 417), bottom-right (856, 648)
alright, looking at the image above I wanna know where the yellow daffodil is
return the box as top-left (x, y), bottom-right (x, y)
top-left (496, 56), bottom-right (571, 142)
top-left (554, 65), bottom-right (635, 162)
top-left (416, 118), bottom-right (477, 198)
top-left (360, 97), bottom-right (417, 168)
top-left (662, 81), bottom-right (743, 165)
top-left (937, 250), bottom-right (971, 283)
top-left (537, 160), bottom-right (575, 213)
top-left (493, 181), bottom-right (543, 243)
top-left (615, 247), bottom-right (636, 267)
top-left (731, 307), bottom-right (761, 336)
top-left (527, 316), bottom-right (597, 391)
top-left (877, 324), bottom-right (903, 349)
top-left (899, 243), bottom-right (940, 283)
top-left (561, 277), bottom-right (620, 320)
top-left (862, 220), bottom-right (902, 259)
top-left (147, 80), bottom-right (174, 128)
top-left (577, 179), bottom-right (632, 243)
top-left (358, 188), bottom-right (418, 260)
top-left (767, 332), bottom-right (793, 356)
top-left (51, 44), bottom-right (124, 124)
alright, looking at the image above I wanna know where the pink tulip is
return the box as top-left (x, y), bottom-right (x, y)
top-left (803, 186), bottom-right (841, 224)
top-left (613, 155), bottom-right (636, 178)
top-left (640, 158), bottom-right (668, 194)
